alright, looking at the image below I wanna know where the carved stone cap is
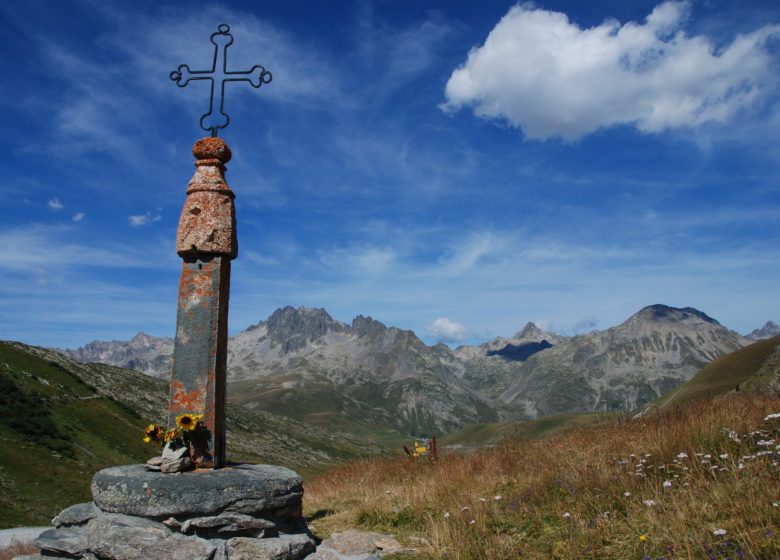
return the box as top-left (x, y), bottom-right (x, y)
top-left (176, 138), bottom-right (237, 258)
top-left (193, 137), bottom-right (232, 163)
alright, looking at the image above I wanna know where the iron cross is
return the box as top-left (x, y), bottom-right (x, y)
top-left (170, 24), bottom-right (272, 137)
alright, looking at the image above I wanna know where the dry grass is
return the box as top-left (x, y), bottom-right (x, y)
top-left (0, 541), bottom-right (38, 560)
top-left (304, 394), bottom-right (780, 559)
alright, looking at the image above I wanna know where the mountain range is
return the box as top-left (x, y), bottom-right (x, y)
top-left (63, 304), bottom-right (761, 436)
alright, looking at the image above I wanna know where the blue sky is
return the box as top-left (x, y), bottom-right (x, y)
top-left (1, 0), bottom-right (779, 348)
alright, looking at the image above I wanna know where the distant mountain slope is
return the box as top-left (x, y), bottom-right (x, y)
top-left (463, 305), bottom-right (749, 418)
top-left (225, 307), bottom-right (498, 436)
top-left (61, 331), bottom-right (174, 377)
top-left (0, 341), bottom-right (386, 528)
top-left (440, 412), bottom-right (615, 451)
top-left (650, 335), bottom-right (780, 410)
top-left (747, 321), bottom-right (780, 340)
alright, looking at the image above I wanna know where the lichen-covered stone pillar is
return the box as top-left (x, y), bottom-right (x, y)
top-left (168, 137), bottom-right (236, 469)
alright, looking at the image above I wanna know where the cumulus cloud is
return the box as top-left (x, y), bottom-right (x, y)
top-left (72, 212), bottom-right (85, 222)
top-left (443, 1), bottom-right (780, 140)
top-left (48, 197), bottom-right (63, 210)
top-left (427, 317), bottom-right (469, 343)
top-left (128, 212), bottom-right (161, 227)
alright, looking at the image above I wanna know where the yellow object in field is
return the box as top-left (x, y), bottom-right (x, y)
top-left (403, 436), bottom-right (438, 462)
top-left (412, 440), bottom-right (428, 457)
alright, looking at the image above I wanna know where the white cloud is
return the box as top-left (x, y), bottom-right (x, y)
top-left (72, 212), bottom-right (85, 222)
top-left (440, 231), bottom-right (510, 275)
top-left (128, 212), bottom-right (161, 227)
top-left (320, 245), bottom-right (397, 275)
top-left (443, 1), bottom-right (780, 140)
top-left (48, 197), bottom-right (63, 210)
top-left (572, 315), bottom-right (599, 334)
top-left (427, 317), bottom-right (469, 342)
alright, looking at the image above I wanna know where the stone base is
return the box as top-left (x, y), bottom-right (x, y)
top-left (32, 464), bottom-right (315, 560)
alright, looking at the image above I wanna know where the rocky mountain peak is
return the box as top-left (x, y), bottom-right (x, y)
top-left (351, 315), bottom-right (388, 338)
top-left (747, 321), bottom-right (780, 341)
top-left (264, 306), bottom-right (347, 353)
top-left (514, 322), bottom-right (543, 339)
top-left (129, 331), bottom-right (170, 348)
top-left (632, 304), bottom-right (720, 325)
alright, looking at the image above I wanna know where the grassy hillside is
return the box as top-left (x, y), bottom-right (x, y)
top-left (305, 394), bottom-right (780, 559)
top-left (652, 335), bottom-right (780, 410)
top-left (440, 412), bottom-right (616, 450)
top-left (0, 342), bottom-right (151, 527)
top-left (0, 342), bottom-right (388, 528)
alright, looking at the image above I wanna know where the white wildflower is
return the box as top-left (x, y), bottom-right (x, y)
top-left (643, 499), bottom-right (656, 507)
top-left (719, 453), bottom-right (728, 459)
top-left (494, 495), bottom-right (502, 501)
top-left (663, 480), bottom-right (672, 488)
top-left (724, 429), bottom-right (741, 442)
top-left (443, 512), bottom-right (450, 519)
top-left (478, 498), bottom-right (487, 503)
top-left (469, 519), bottom-right (475, 525)
top-left (624, 491), bottom-right (631, 497)
top-left (712, 528), bottom-right (727, 536)
top-left (563, 512), bottom-right (571, 519)
top-left (757, 439), bottom-right (775, 447)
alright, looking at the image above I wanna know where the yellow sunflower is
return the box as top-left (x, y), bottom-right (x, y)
top-left (144, 423), bottom-right (163, 443)
top-left (164, 429), bottom-right (179, 443)
top-left (175, 413), bottom-right (202, 431)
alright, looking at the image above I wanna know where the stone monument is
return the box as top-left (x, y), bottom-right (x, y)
top-left (26, 24), bottom-right (316, 560)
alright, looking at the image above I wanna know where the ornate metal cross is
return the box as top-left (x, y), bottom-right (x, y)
top-left (170, 24), bottom-right (272, 137)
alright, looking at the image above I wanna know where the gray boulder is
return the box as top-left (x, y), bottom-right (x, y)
top-left (34, 526), bottom-right (88, 557)
top-left (91, 464), bottom-right (303, 517)
top-left (224, 533), bottom-right (315, 560)
top-left (181, 511), bottom-right (276, 538)
top-left (85, 512), bottom-right (216, 560)
top-left (52, 502), bottom-right (98, 527)
top-left (307, 529), bottom-right (407, 559)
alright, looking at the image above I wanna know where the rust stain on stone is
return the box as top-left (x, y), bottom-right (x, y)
top-left (168, 379), bottom-right (207, 414)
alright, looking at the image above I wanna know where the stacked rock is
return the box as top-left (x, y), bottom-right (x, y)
top-left (27, 464), bottom-right (315, 560)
